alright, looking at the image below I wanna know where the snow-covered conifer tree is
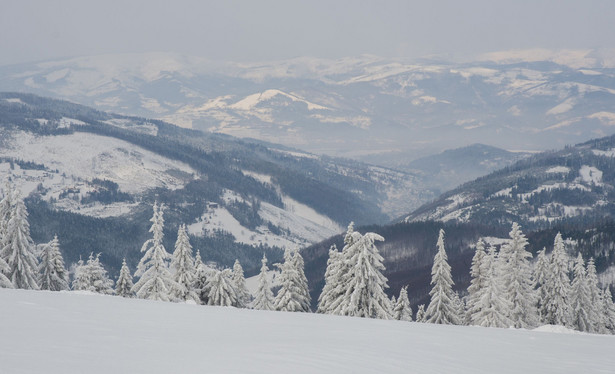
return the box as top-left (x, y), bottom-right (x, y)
top-left (393, 286), bottom-right (413, 321)
top-left (415, 304), bottom-right (426, 323)
top-left (115, 259), bottom-right (134, 298)
top-left (569, 253), bottom-right (593, 332)
top-left (132, 203), bottom-right (178, 301)
top-left (533, 247), bottom-right (550, 321)
top-left (193, 251), bottom-right (210, 305)
top-left (253, 253), bottom-right (275, 310)
top-left (275, 247), bottom-right (310, 312)
top-left (466, 240), bottom-right (488, 323)
top-left (586, 258), bottom-right (605, 333)
top-left (426, 229), bottom-right (459, 325)
top-left (541, 233), bottom-right (571, 326)
top-left (1, 189), bottom-right (39, 289)
top-left (499, 222), bottom-right (537, 328)
top-left (317, 244), bottom-right (343, 314)
top-left (232, 259), bottom-right (251, 308)
top-left (470, 245), bottom-right (512, 328)
top-left (170, 225), bottom-right (199, 302)
top-left (601, 288), bottom-right (615, 333)
top-left (72, 253), bottom-right (114, 294)
top-left (336, 232), bottom-right (390, 319)
top-left (38, 235), bottom-right (69, 291)
top-left (291, 248), bottom-right (311, 312)
top-left (206, 268), bottom-right (238, 307)
top-left (0, 180), bottom-right (13, 248)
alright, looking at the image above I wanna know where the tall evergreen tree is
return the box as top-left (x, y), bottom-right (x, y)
top-left (466, 240), bottom-right (488, 323)
top-left (541, 233), bottom-right (571, 326)
top-left (72, 253), bottom-right (114, 294)
top-left (569, 253), bottom-right (593, 332)
top-left (317, 244), bottom-right (343, 313)
top-left (170, 224), bottom-right (198, 302)
top-left (206, 268), bottom-right (238, 307)
top-left (586, 258), bottom-right (605, 333)
top-left (393, 286), bottom-right (413, 321)
top-left (232, 259), bottom-right (251, 308)
top-left (426, 229), bottom-right (459, 325)
top-left (0, 180), bottom-right (13, 249)
top-left (533, 247), bottom-right (550, 322)
top-left (321, 224), bottom-right (359, 315)
top-left (253, 253), bottom-right (275, 311)
top-left (132, 203), bottom-right (179, 301)
top-left (291, 248), bottom-right (311, 312)
top-left (336, 232), bottom-right (390, 319)
top-left (470, 245), bottom-right (512, 328)
top-left (275, 247), bottom-right (310, 312)
top-left (499, 222), bottom-right (537, 328)
top-left (601, 288), bottom-right (615, 333)
top-left (38, 235), bottom-right (69, 291)
top-left (116, 259), bottom-right (134, 298)
top-left (1, 189), bottom-right (39, 289)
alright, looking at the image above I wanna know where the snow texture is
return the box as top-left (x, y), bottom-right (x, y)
top-left (1, 288), bottom-right (614, 374)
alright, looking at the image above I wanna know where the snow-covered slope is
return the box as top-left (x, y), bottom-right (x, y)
top-left (2, 288), bottom-right (613, 374)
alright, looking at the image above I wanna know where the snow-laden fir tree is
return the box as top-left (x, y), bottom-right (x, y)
top-left (453, 291), bottom-right (465, 324)
top-left (72, 253), bottom-right (114, 294)
top-left (115, 259), bottom-right (134, 298)
top-left (426, 229), bottom-right (459, 325)
top-left (232, 259), bottom-right (251, 308)
top-left (132, 203), bottom-right (179, 301)
top-left (1, 189), bottom-right (39, 289)
top-left (206, 268), bottom-right (238, 307)
top-left (569, 253), bottom-right (593, 332)
top-left (193, 251), bottom-right (210, 305)
top-left (498, 222), bottom-right (537, 328)
top-left (0, 248), bottom-right (12, 288)
top-left (541, 233), bottom-right (570, 326)
top-left (470, 245), bottom-right (512, 328)
top-left (586, 258), bottom-right (605, 333)
top-left (533, 247), bottom-right (550, 321)
top-left (393, 286), bottom-right (413, 321)
top-left (275, 247), bottom-right (311, 312)
top-left (601, 287), bottom-right (615, 333)
top-left (335, 231), bottom-right (390, 319)
top-left (465, 240), bottom-right (488, 323)
top-left (170, 224), bottom-right (199, 303)
top-left (317, 244), bottom-right (343, 313)
top-left (415, 304), bottom-right (426, 323)
top-left (253, 253), bottom-right (275, 310)
top-left (291, 248), bottom-right (311, 311)
top-left (0, 180), bottom-right (13, 247)
top-left (38, 235), bottom-right (69, 291)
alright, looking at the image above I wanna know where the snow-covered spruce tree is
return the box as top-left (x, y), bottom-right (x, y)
top-left (586, 258), bottom-right (605, 333)
top-left (275, 247), bottom-right (311, 312)
top-left (206, 268), bottom-right (238, 307)
top-left (336, 232), bottom-right (390, 319)
top-left (470, 245), bottom-right (512, 328)
top-left (291, 248), bottom-right (311, 312)
top-left (601, 288), bottom-right (615, 333)
top-left (0, 254), bottom-right (11, 288)
top-left (569, 253), bottom-right (593, 332)
top-left (38, 235), bottom-right (69, 291)
top-left (116, 259), bottom-right (134, 298)
top-left (465, 240), bottom-right (488, 323)
top-left (232, 259), bottom-right (251, 308)
top-left (415, 304), bottom-right (426, 323)
top-left (170, 224), bottom-right (199, 303)
top-left (317, 244), bottom-right (343, 314)
top-left (193, 251), bottom-right (210, 305)
top-left (132, 203), bottom-right (179, 301)
top-left (541, 233), bottom-right (571, 326)
top-left (1, 189), bottom-right (39, 289)
top-left (0, 180), bottom-right (13, 248)
top-left (393, 286), bottom-right (413, 321)
top-left (533, 247), bottom-right (550, 322)
top-left (72, 253), bottom-right (114, 294)
top-left (253, 253), bottom-right (275, 310)
top-left (498, 222), bottom-right (537, 328)
top-left (426, 229), bottom-right (459, 325)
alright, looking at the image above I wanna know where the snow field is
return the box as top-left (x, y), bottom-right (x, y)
top-left (1, 288), bottom-right (614, 374)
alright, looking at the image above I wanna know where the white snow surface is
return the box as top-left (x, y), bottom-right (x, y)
top-left (2, 288), bottom-right (614, 374)
top-left (579, 165), bottom-right (603, 185)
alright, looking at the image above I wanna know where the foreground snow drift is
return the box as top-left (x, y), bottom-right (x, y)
top-left (2, 289), bottom-right (614, 374)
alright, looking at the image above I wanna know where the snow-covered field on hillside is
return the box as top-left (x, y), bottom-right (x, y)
top-left (2, 289), bottom-right (614, 374)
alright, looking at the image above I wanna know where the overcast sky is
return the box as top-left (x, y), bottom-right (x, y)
top-left (1, 0), bottom-right (614, 66)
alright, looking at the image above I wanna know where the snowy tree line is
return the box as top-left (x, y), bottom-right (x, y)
top-left (2, 179), bottom-right (614, 334)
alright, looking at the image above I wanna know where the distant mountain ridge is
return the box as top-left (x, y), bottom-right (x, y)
top-left (2, 51), bottom-right (615, 165)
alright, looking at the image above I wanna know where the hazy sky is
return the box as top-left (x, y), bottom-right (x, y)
top-left (1, 0), bottom-right (614, 66)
